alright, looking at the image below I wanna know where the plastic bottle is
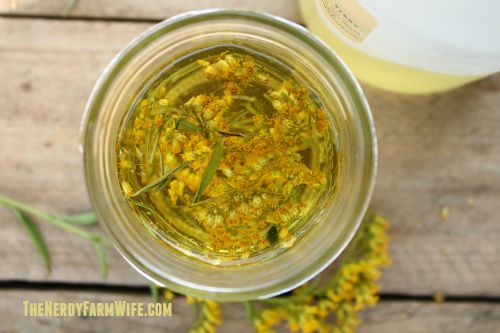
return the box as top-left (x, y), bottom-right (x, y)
top-left (299, 0), bottom-right (500, 93)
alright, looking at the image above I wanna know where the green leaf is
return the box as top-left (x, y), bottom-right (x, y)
top-left (267, 226), bottom-right (279, 246)
top-left (92, 241), bottom-right (109, 279)
top-left (63, 0), bottom-right (78, 17)
top-left (132, 163), bottom-right (188, 197)
top-left (185, 106), bottom-right (210, 138)
top-left (159, 148), bottom-right (164, 176)
top-left (176, 118), bottom-right (202, 133)
top-left (146, 124), bottom-right (156, 161)
top-left (56, 212), bottom-right (97, 225)
top-left (126, 198), bottom-right (163, 220)
top-left (12, 209), bottom-right (51, 273)
top-left (244, 301), bottom-right (256, 324)
top-left (0, 195), bottom-right (111, 247)
top-left (149, 283), bottom-right (160, 303)
top-left (193, 138), bottom-right (224, 203)
top-left (215, 129), bottom-right (243, 137)
top-left (149, 123), bottom-right (165, 164)
top-left (190, 301), bottom-right (205, 331)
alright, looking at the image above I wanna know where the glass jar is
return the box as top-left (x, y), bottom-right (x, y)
top-left (81, 9), bottom-right (377, 301)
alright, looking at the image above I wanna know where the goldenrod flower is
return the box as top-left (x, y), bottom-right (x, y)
top-left (118, 50), bottom-right (335, 261)
top-left (121, 181), bottom-right (133, 198)
top-left (237, 213), bottom-right (391, 333)
top-left (168, 180), bottom-right (185, 205)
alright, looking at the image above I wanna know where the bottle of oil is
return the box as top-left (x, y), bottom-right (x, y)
top-left (299, 0), bottom-right (500, 94)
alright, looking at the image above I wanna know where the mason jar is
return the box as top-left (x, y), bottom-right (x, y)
top-left (81, 9), bottom-right (377, 301)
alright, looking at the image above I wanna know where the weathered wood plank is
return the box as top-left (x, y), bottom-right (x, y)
top-left (359, 300), bottom-right (500, 333)
top-left (1, 18), bottom-right (500, 296)
top-left (1, 290), bottom-right (500, 333)
top-left (0, 18), bottom-right (150, 285)
top-left (0, 0), bottom-right (301, 22)
top-left (0, 290), bottom-right (226, 332)
top-left (369, 77), bottom-right (500, 296)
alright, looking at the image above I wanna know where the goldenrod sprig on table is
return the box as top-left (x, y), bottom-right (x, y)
top-left (251, 212), bottom-right (390, 333)
top-left (151, 212), bottom-right (390, 333)
top-left (186, 296), bottom-right (223, 333)
top-left (0, 195), bottom-right (110, 278)
top-left (1, 193), bottom-right (389, 332)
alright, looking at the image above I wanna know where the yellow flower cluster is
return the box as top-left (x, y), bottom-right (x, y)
top-left (251, 213), bottom-right (390, 333)
top-left (118, 50), bottom-right (330, 260)
top-left (150, 213), bottom-right (389, 333)
top-left (186, 296), bottom-right (222, 333)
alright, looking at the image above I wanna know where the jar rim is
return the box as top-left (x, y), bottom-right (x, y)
top-left (81, 9), bottom-right (377, 301)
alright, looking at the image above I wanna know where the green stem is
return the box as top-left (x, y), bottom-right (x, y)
top-left (186, 107), bottom-right (210, 139)
top-left (262, 293), bottom-right (310, 305)
top-left (244, 301), bottom-right (256, 325)
top-left (190, 301), bottom-right (205, 330)
top-left (149, 123), bottom-right (164, 163)
top-left (233, 95), bottom-right (256, 102)
top-left (215, 128), bottom-right (243, 137)
top-left (228, 109), bottom-right (249, 125)
top-left (149, 283), bottom-right (160, 303)
top-left (132, 162), bottom-right (188, 197)
top-left (0, 195), bottom-right (111, 247)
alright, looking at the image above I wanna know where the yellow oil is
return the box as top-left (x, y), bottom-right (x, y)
top-left (299, 0), bottom-right (483, 94)
top-left (116, 45), bottom-right (338, 264)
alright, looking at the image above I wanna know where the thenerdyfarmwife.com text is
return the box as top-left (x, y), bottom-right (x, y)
top-left (23, 300), bottom-right (172, 317)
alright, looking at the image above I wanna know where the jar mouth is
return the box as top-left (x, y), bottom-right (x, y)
top-left (81, 9), bottom-right (377, 301)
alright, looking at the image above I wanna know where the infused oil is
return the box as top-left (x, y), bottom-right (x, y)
top-left (116, 45), bottom-right (339, 264)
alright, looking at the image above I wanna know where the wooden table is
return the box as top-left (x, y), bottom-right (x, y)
top-left (1, 1), bottom-right (499, 332)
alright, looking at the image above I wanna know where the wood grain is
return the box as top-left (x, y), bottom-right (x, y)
top-left (359, 300), bottom-right (500, 333)
top-left (1, 17), bottom-right (500, 296)
top-left (369, 77), bottom-right (500, 296)
top-left (0, 18), bottom-right (150, 285)
top-left (1, 290), bottom-right (500, 333)
top-left (0, 0), bottom-right (301, 22)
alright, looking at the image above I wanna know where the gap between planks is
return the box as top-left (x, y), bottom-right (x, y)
top-left (1, 280), bottom-right (500, 304)
top-left (0, 13), bottom-right (162, 23)
top-left (0, 13), bottom-right (306, 25)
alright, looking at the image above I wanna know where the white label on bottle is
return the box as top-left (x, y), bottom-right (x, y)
top-left (317, 0), bottom-right (500, 76)
top-left (320, 0), bottom-right (377, 42)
